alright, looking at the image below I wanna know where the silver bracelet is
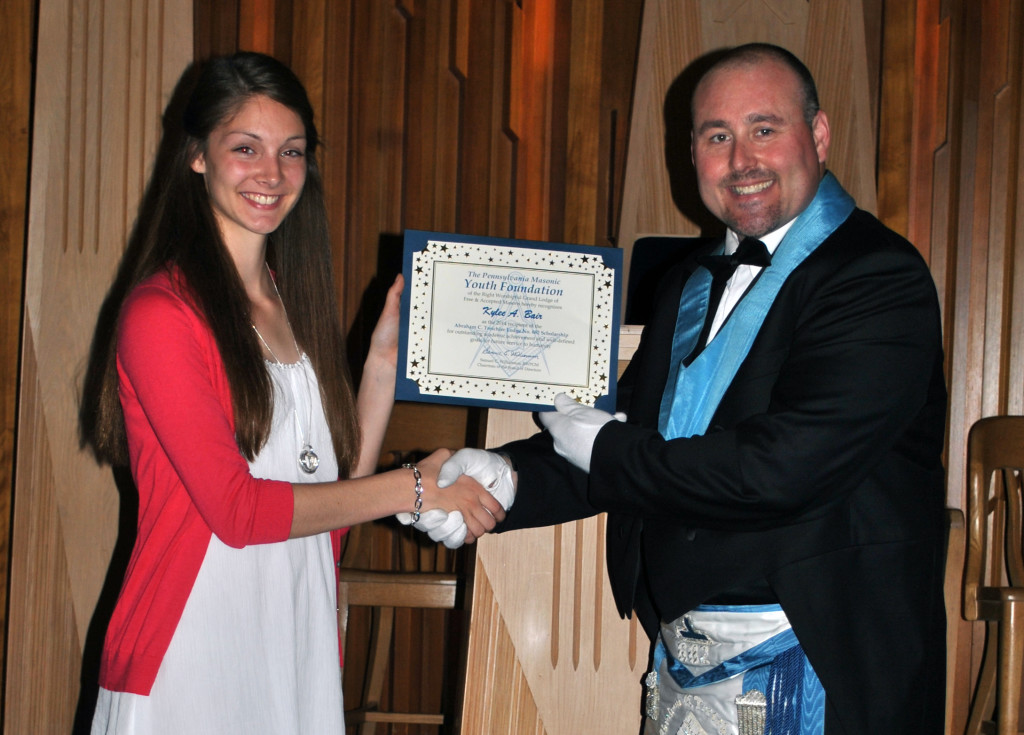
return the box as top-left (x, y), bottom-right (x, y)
top-left (402, 463), bottom-right (424, 522)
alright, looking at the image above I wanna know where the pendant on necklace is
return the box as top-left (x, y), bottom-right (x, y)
top-left (299, 444), bottom-right (320, 474)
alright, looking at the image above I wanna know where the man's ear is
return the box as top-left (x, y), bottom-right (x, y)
top-left (812, 110), bottom-right (831, 166)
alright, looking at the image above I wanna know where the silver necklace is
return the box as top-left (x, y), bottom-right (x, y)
top-left (251, 266), bottom-right (320, 474)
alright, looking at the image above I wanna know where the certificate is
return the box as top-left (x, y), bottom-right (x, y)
top-left (397, 230), bottom-right (622, 412)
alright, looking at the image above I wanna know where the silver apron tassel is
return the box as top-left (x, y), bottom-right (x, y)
top-left (735, 689), bottom-right (766, 735)
top-left (645, 670), bottom-right (660, 721)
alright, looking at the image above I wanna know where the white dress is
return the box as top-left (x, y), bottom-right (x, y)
top-left (93, 355), bottom-right (345, 734)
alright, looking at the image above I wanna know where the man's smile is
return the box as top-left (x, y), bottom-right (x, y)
top-left (729, 179), bottom-right (774, 196)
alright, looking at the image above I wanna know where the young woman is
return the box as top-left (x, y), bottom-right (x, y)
top-left (84, 52), bottom-right (502, 733)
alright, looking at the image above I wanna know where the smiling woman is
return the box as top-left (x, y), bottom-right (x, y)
top-left (80, 51), bottom-right (503, 735)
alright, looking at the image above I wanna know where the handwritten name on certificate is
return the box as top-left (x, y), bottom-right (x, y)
top-left (397, 231), bottom-right (622, 412)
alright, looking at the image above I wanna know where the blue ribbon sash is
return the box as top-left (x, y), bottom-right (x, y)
top-left (659, 172), bottom-right (856, 439)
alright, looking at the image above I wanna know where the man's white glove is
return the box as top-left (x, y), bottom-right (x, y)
top-left (537, 393), bottom-right (626, 473)
top-left (437, 448), bottom-right (515, 511)
top-left (395, 508), bottom-right (468, 549)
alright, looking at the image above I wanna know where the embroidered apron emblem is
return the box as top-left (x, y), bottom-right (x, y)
top-left (670, 616), bottom-right (715, 666)
top-left (680, 710), bottom-right (709, 735)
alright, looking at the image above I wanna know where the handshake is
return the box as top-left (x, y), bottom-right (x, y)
top-left (396, 448), bottom-right (516, 549)
top-left (395, 394), bottom-right (625, 549)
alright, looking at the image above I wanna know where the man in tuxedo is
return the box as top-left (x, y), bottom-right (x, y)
top-left (415, 43), bottom-right (948, 734)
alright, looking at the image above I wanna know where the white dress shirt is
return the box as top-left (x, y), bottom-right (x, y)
top-left (706, 220), bottom-right (796, 343)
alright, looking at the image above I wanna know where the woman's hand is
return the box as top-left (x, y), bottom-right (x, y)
top-left (366, 273), bottom-right (403, 370)
top-left (354, 274), bottom-right (404, 477)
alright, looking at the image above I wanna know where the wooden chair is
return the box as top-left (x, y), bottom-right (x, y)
top-left (338, 568), bottom-right (460, 734)
top-left (964, 416), bottom-right (1024, 735)
top-left (948, 505), bottom-right (971, 734)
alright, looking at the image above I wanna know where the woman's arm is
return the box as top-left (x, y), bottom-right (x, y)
top-left (353, 275), bottom-right (403, 478)
top-left (119, 278), bottom-right (296, 547)
top-left (291, 447), bottom-right (505, 541)
top-left (122, 274), bottom-right (503, 548)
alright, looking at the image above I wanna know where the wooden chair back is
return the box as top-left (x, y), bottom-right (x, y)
top-left (964, 416), bottom-right (1024, 617)
top-left (963, 415), bottom-right (1024, 735)
top-left (338, 569), bottom-right (460, 735)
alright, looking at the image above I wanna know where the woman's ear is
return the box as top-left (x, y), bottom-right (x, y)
top-left (190, 151), bottom-right (206, 174)
top-left (187, 139), bottom-right (206, 174)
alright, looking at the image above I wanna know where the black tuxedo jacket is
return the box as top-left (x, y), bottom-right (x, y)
top-left (498, 209), bottom-right (948, 734)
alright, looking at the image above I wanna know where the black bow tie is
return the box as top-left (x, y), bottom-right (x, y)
top-left (698, 236), bottom-right (772, 275)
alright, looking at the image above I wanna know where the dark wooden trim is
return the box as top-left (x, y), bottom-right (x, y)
top-left (0, 0), bottom-right (37, 720)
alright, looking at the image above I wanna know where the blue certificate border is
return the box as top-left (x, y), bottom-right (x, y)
top-left (397, 229), bottom-right (622, 412)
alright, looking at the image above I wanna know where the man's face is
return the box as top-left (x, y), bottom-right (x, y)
top-left (690, 58), bottom-right (830, 238)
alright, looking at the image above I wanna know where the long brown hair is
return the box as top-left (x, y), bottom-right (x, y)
top-left (81, 52), bottom-right (360, 476)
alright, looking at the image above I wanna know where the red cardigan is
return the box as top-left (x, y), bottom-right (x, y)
top-left (99, 269), bottom-right (344, 695)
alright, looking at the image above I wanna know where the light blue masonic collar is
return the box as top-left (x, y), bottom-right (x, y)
top-left (658, 172), bottom-right (856, 440)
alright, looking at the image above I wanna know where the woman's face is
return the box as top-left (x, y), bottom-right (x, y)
top-left (190, 94), bottom-right (307, 252)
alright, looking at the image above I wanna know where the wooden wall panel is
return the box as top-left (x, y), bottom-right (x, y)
top-left (0, 0), bottom-right (35, 713)
top-left (6, 1), bottom-right (192, 731)
top-left (462, 332), bottom-right (647, 735)
top-left (594, 2), bottom-right (645, 249)
top-left (276, 0), bottom-right (643, 724)
top-left (917, 0), bottom-right (1024, 503)
top-left (877, 0), bottom-right (918, 239)
top-left (879, 1), bottom-right (1024, 731)
top-left (617, 0), bottom-right (882, 309)
top-left (562, 0), bottom-right (604, 246)
top-left (6, 330), bottom-right (80, 732)
top-left (195, 0), bottom-right (241, 58)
